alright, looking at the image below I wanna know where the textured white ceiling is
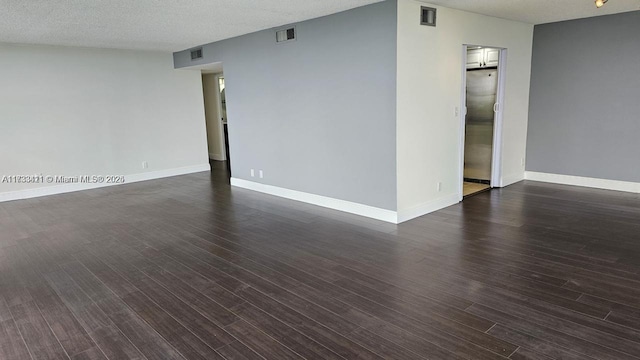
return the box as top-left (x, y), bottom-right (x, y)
top-left (3, 1), bottom-right (639, 52)
top-left (0, 0), bottom-right (381, 52)
top-left (425, 0), bottom-right (640, 25)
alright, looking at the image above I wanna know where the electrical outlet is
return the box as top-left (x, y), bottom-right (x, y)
top-left (250, 169), bottom-right (255, 177)
top-left (521, 158), bottom-right (526, 167)
top-left (454, 107), bottom-right (459, 117)
top-left (259, 170), bottom-right (264, 179)
top-left (437, 182), bottom-right (442, 192)
top-left (142, 161), bottom-right (148, 169)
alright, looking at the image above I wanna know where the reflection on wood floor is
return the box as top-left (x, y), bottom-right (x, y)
top-left (463, 181), bottom-right (491, 197)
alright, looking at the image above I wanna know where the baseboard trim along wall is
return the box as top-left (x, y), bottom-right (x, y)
top-left (209, 153), bottom-right (226, 161)
top-left (231, 178), bottom-right (400, 223)
top-left (500, 173), bottom-right (525, 188)
top-left (525, 171), bottom-right (640, 193)
top-left (0, 164), bottom-right (212, 203)
top-left (231, 178), bottom-right (461, 224)
top-left (397, 194), bottom-right (460, 224)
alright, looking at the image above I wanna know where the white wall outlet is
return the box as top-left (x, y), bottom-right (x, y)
top-left (250, 169), bottom-right (255, 177)
top-left (259, 170), bottom-right (264, 179)
top-left (437, 182), bottom-right (442, 192)
top-left (454, 107), bottom-right (459, 117)
top-left (142, 161), bottom-right (148, 169)
top-left (521, 158), bottom-right (526, 167)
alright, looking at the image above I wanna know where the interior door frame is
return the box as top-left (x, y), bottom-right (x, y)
top-left (213, 73), bottom-right (227, 161)
top-left (491, 49), bottom-right (508, 188)
top-left (458, 45), bottom-right (507, 201)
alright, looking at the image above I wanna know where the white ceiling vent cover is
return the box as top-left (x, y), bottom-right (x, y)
top-left (276, 27), bottom-right (296, 43)
top-left (421, 7), bottom-right (437, 27)
top-left (191, 48), bottom-right (203, 61)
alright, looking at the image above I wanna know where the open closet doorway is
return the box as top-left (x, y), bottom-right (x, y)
top-left (202, 69), bottom-right (231, 177)
top-left (460, 45), bottom-right (507, 199)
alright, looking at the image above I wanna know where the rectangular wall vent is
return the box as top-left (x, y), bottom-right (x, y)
top-left (421, 7), bottom-right (437, 27)
top-left (276, 27), bottom-right (296, 43)
top-left (191, 48), bottom-right (203, 61)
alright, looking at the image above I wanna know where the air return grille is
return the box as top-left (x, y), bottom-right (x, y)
top-left (276, 27), bottom-right (296, 43)
top-left (191, 48), bottom-right (203, 61)
top-left (421, 6), bottom-right (437, 27)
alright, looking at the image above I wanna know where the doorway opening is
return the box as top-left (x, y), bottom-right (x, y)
top-left (217, 76), bottom-right (231, 175)
top-left (459, 45), bottom-right (506, 199)
top-left (201, 67), bottom-right (231, 177)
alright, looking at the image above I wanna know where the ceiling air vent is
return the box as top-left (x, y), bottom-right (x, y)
top-left (191, 48), bottom-right (203, 61)
top-left (276, 27), bottom-right (296, 43)
top-left (421, 6), bottom-right (437, 27)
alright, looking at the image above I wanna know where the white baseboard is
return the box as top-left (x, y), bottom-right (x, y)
top-left (230, 178), bottom-right (399, 224)
top-left (209, 153), bottom-right (226, 161)
top-left (500, 172), bottom-right (525, 187)
top-left (230, 178), bottom-right (463, 224)
top-left (397, 193), bottom-right (460, 223)
top-left (525, 171), bottom-right (640, 193)
top-left (0, 163), bottom-right (211, 203)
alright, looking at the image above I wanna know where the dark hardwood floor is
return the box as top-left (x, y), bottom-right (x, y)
top-left (1, 161), bottom-right (640, 360)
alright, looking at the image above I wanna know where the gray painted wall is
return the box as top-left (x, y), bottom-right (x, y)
top-left (174, 1), bottom-right (398, 210)
top-left (526, 11), bottom-right (640, 183)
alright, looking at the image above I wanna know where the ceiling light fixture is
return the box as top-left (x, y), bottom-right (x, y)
top-left (595, 0), bottom-right (608, 8)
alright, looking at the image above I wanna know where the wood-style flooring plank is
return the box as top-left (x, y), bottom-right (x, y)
top-left (223, 320), bottom-right (303, 360)
top-left (153, 240), bottom-right (427, 359)
top-left (146, 225), bottom-right (507, 359)
top-left (69, 347), bottom-right (107, 360)
top-left (216, 341), bottom-right (264, 360)
top-left (0, 319), bottom-right (32, 360)
top-left (84, 246), bottom-right (237, 350)
top-left (9, 301), bottom-right (69, 360)
top-left (229, 301), bottom-right (343, 360)
top-left (467, 303), bottom-right (637, 360)
top-left (509, 347), bottom-right (554, 360)
top-left (487, 324), bottom-right (593, 360)
top-left (60, 261), bottom-right (186, 360)
top-left (121, 290), bottom-right (224, 360)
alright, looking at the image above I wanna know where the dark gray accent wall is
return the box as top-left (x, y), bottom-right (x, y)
top-left (174, 1), bottom-right (398, 210)
top-left (526, 11), bottom-right (640, 182)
